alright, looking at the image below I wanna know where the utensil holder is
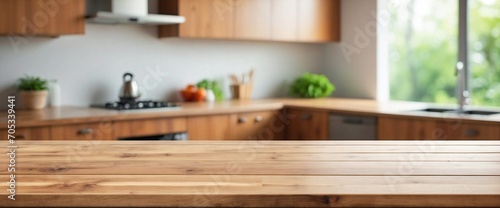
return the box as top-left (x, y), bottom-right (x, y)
top-left (231, 84), bottom-right (253, 100)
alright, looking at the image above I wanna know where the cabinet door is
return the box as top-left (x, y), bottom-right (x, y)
top-left (234, 0), bottom-right (271, 40)
top-left (271, 0), bottom-right (298, 41)
top-left (0, 127), bottom-right (51, 140)
top-left (298, 0), bottom-right (340, 42)
top-left (378, 117), bottom-right (439, 140)
top-left (114, 117), bottom-right (187, 139)
top-left (438, 122), bottom-right (500, 140)
top-left (1, 0), bottom-right (85, 36)
top-left (51, 122), bottom-right (114, 140)
top-left (159, 0), bottom-right (340, 42)
top-left (286, 108), bottom-right (328, 140)
top-left (230, 111), bottom-right (284, 140)
top-left (188, 115), bottom-right (230, 140)
top-left (179, 0), bottom-right (234, 38)
top-left (0, 0), bottom-right (13, 35)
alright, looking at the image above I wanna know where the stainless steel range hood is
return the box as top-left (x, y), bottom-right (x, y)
top-left (87, 0), bottom-right (185, 25)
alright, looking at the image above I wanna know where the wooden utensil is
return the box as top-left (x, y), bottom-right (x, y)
top-left (249, 69), bottom-right (254, 84)
top-left (229, 74), bottom-right (239, 85)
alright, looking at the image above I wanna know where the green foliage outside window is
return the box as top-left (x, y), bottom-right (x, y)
top-left (389, 0), bottom-right (500, 107)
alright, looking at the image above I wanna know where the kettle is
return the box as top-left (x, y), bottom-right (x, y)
top-left (119, 73), bottom-right (141, 102)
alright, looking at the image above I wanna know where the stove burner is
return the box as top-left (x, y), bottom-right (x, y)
top-left (98, 100), bottom-right (180, 110)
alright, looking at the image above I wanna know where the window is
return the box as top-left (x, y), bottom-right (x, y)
top-left (388, 0), bottom-right (500, 107)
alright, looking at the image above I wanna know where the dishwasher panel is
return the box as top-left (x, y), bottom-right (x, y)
top-left (329, 114), bottom-right (377, 140)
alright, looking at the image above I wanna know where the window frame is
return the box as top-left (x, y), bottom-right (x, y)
top-left (384, 0), bottom-right (482, 105)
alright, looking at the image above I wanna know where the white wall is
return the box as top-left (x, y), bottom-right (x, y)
top-left (0, 24), bottom-right (324, 107)
top-left (323, 0), bottom-right (381, 99)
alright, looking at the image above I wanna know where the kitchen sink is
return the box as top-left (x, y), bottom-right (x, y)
top-left (461, 110), bottom-right (500, 116)
top-left (414, 108), bottom-right (455, 113)
top-left (413, 108), bottom-right (500, 116)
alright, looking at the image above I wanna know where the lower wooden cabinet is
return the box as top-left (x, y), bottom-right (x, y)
top-left (438, 121), bottom-right (500, 140)
top-left (378, 116), bottom-right (500, 140)
top-left (285, 108), bottom-right (328, 140)
top-left (187, 115), bottom-right (231, 140)
top-left (7, 111), bottom-right (497, 141)
top-left (114, 117), bottom-right (187, 139)
top-left (229, 110), bottom-right (285, 140)
top-left (0, 126), bottom-right (51, 140)
top-left (51, 122), bottom-right (114, 140)
top-left (378, 117), bottom-right (439, 140)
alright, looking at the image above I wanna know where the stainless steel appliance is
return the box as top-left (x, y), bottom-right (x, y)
top-left (92, 100), bottom-right (180, 110)
top-left (118, 132), bottom-right (188, 141)
top-left (119, 73), bottom-right (141, 102)
top-left (329, 114), bottom-right (377, 140)
top-left (86, 0), bottom-right (186, 25)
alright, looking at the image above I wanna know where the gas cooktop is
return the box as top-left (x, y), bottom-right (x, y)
top-left (92, 100), bottom-right (180, 110)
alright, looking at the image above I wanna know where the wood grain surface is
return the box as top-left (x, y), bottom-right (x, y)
top-left (1, 141), bottom-right (499, 207)
top-left (0, 0), bottom-right (85, 36)
top-left (188, 114), bottom-right (231, 140)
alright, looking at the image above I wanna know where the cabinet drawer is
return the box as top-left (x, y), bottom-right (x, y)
top-left (230, 111), bottom-right (284, 140)
top-left (114, 117), bottom-right (187, 139)
top-left (286, 108), bottom-right (328, 140)
top-left (439, 122), bottom-right (500, 140)
top-left (51, 122), bottom-right (114, 140)
top-left (0, 127), bottom-right (51, 140)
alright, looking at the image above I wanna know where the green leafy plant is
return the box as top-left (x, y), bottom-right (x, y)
top-left (289, 73), bottom-right (335, 98)
top-left (196, 79), bottom-right (225, 101)
top-left (18, 75), bottom-right (48, 91)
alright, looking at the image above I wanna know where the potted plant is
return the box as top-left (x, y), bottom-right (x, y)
top-left (289, 73), bottom-right (335, 98)
top-left (18, 75), bottom-right (49, 110)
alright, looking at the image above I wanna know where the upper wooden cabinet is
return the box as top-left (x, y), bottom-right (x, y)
top-left (159, 0), bottom-right (234, 39)
top-left (159, 0), bottom-right (340, 42)
top-left (271, 0), bottom-right (297, 41)
top-left (298, 0), bottom-right (340, 42)
top-left (234, 0), bottom-right (271, 40)
top-left (0, 0), bottom-right (85, 37)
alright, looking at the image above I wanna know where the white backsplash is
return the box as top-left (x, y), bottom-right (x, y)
top-left (0, 24), bottom-right (324, 107)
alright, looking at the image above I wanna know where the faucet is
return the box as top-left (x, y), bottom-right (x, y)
top-left (456, 61), bottom-right (469, 113)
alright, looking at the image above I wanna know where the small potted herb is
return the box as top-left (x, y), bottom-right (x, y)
top-left (289, 73), bottom-right (335, 98)
top-left (18, 75), bottom-right (49, 110)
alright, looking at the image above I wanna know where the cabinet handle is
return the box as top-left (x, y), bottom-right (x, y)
top-left (16, 135), bottom-right (26, 140)
top-left (300, 114), bottom-right (312, 120)
top-left (464, 129), bottom-right (480, 137)
top-left (78, 128), bottom-right (94, 135)
top-left (342, 117), bottom-right (364, 125)
top-left (255, 116), bottom-right (263, 122)
top-left (238, 117), bottom-right (248, 123)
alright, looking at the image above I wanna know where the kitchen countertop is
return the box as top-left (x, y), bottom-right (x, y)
top-left (1, 98), bottom-right (500, 128)
top-left (1, 140), bottom-right (499, 207)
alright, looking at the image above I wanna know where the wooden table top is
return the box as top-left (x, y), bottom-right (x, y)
top-left (1, 140), bottom-right (500, 207)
